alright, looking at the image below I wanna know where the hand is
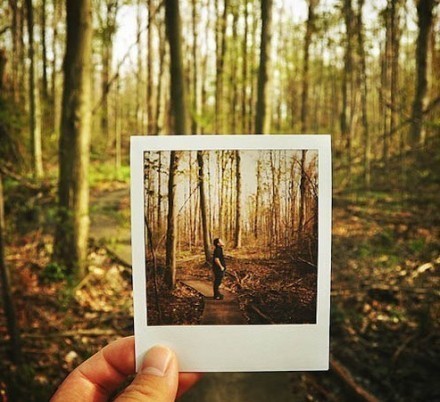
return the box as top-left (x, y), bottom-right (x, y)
top-left (51, 336), bottom-right (202, 402)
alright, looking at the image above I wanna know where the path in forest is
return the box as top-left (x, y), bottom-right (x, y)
top-left (89, 185), bottom-right (131, 266)
top-left (183, 280), bottom-right (246, 325)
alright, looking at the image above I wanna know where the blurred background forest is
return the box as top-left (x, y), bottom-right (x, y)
top-left (0, 0), bottom-right (439, 400)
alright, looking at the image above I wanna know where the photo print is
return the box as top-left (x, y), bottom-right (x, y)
top-left (131, 135), bottom-right (332, 371)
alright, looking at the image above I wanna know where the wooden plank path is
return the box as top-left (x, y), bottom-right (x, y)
top-left (183, 280), bottom-right (247, 325)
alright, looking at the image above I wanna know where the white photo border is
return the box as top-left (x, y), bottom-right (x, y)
top-left (131, 134), bottom-right (332, 372)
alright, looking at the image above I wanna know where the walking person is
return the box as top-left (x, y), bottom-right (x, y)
top-left (212, 238), bottom-right (226, 300)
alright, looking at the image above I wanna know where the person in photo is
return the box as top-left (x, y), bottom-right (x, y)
top-left (212, 238), bottom-right (226, 300)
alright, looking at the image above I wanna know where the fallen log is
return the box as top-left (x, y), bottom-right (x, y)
top-left (330, 357), bottom-right (380, 402)
top-left (250, 305), bottom-right (275, 324)
top-left (23, 329), bottom-right (118, 338)
top-left (305, 374), bottom-right (339, 402)
top-left (250, 305), bottom-right (380, 401)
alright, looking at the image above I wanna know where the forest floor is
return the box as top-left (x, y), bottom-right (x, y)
top-left (146, 246), bottom-right (317, 326)
top-left (0, 178), bottom-right (439, 401)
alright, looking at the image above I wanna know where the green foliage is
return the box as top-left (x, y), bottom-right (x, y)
top-left (57, 280), bottom-right (76, 311)
top-left (4, 363), bottom-right (51, 402)
top-left (89, 161), bottom-right (130, 187)
top-left (39, 262), bottom-right (67, 284)
top-left (408, 238), bottom-right (426, 254)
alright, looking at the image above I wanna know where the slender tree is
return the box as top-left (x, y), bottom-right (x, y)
top-left (341, 0), bottom-right (356, 172)
top-left (298, 150), bottom-right (307, 238)
top-left (146, 0), bottom-right (154, 134)
top-left (301, 0), bottom-right (319, 132)
top-left (0, 173), bottom-right (22, 364)
top-left (25, 0), bottom-right (44, 179)
top-left (197, 151), bottom-right (211, 261)
top-left (234, 150), bottom-right (242, 248)
top-left (355, 0), bottom-right (371, 188)
top-left (255, 0), bottom-right (274, 134)
top-left (54, 0), bottom-right (93, 278)
top-left (191, 0), bottom-right (199, 135)
top-left (100, 0), bottom-right (118, 142)
top-left (254, 156), bottom-right (261, 238)
top-left (215, 0), bottom-right (229, 134)
top-left (164, 0), bottom-right (188, 289)
top-left (409, 0), bottom-right (436, 145)
top-left (41, 0), bottom-right (49, 102)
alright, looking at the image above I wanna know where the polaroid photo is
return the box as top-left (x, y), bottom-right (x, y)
top-left (131, 135), bottom-right (332, 372)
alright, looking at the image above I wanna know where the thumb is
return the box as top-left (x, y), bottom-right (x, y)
top-left (115, 346), bottom-right (179, 402)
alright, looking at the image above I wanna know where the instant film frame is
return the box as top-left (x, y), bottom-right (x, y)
top-left (131, 135), bottom-right (332, 372)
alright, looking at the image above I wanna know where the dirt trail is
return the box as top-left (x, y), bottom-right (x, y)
top-left (89, 185), bottom-right (131, 265)
top-left (183, 280), bottom-right (247, 325)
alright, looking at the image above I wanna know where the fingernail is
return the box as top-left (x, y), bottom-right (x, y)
top-left (141, 346), bottom-right (173, 377)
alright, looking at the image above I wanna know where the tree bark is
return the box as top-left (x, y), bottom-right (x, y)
top-left (254, 157), bottom-right (261, 238)
top-left (165, 151), bottom-right (179, 288)
top-left (25, 0), bottom-right (44, 179)
top-left (54, 0), bottom-right (92, 279)
top-left (298, 150), bottom-right (307, 237)
top-left (146, 0), bottom-right (154, 134)
top-left (41, 0), bottom-right (49, 102)
top-left (154, 17), bottom-right (165, 135)
top-left (197, 151), bottom-right (211, 262)
top-left (191, 0), bottom-right (199, 135)
top-left (341, 0), bottom-right (356, 174)
top-left (234, 150), bottom-right (242, 248)
top-left (215, 0), bottom-right (228, 134)
top-left (255, 0), bottom-right (274, 134)
top-left (241, 1), bottom-right (249, 134)
top-left (0, 173), bottom-right (23, 364)
top-left (356, 0), bottom-right (371, 188)
top-left (164, 0), bottom-right (188, 289)
top-left (165, 0), bottom-right (189, 135)
top-left (301, 0), bottom-right (319, 133)
top-left (100, 1), bottom-right (117, 142)
top-left (409, 0), bottom-right (436, 145)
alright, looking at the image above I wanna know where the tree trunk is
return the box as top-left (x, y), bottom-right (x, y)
top-left (234, 150), bottom-right (242, 248)
top-left (255, 0), bottom-right (273, 134)
top-left (191, 0), bottom-right (199, 135)
top-left (25, 0), bottom-right (44, 179)
top-left (0, 173), bottom-right (23, 364)
top-left (356, 0), bottom-right (371, 188)
top-left (215, 0), bottom-right (228, 134)
top-left (101, 1), bottom-right (117, 143)
top-left (146, 0), bottom-right (154, 134)
top-left (165, 0), bottom-right (189, 135)
top-left (341, 0), bottom-right (356, 174)
top-left (230, 6), bottom-right (239, 133)
top-left (54, 0), bottom-right (92, 279)
top-left (136, 0), bottom-right (144, 134)
top-left (164, 0), bottom-right (188, 289)
top-left (298, 150), bottom-right (307, 237)
top-left (52, 0), bottom-right (62, 134)
top-left (241, 1), bottom-right (249, 133)
top-left (154, 17), bottom-right (165, 135)
top-left (197, 151), bottom-right (211, 262)
top-left (165, 151), bottom-right (179, 288)
top-left (9, 0), bottom-right (20, 103)
top-left (41, 0), bottom-right (49, 102)
top-left (254, 157), bottom-right (261, 238)
top-left (409, 0), bottom-right (436, 145)
top-left (115, 73), bottom-right (121, 170)
top-left (301, 0), bottom-right (319, 132)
